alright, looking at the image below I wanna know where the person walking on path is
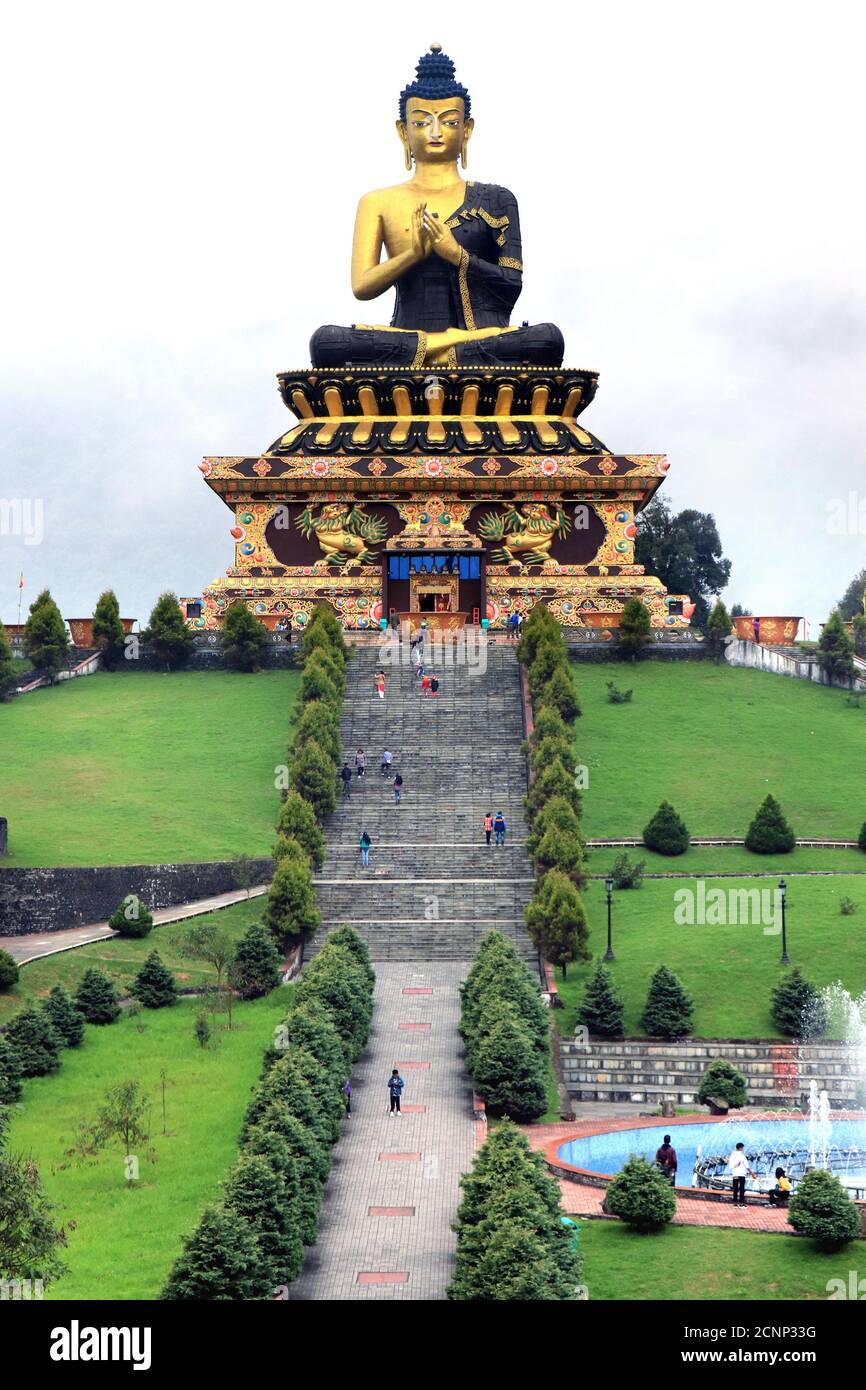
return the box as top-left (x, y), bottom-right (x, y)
top-left (421, 671), bottom-right (431, 698)
top-left (483, 812), bottom-right (493, 846)
top-left (388, 1069), bottom-right (404, 1115)
top-left (343, 1079), bottom-right (352, 1116)
top-left (493, 812), bottom-right (507, 846)
top-left (355, 747), bottom-right (367, 779)
top-left (339, 762), bottom-right (352, 800)
top-left (374, 670), bottom-right (385, 700)
top-left (359, 830), bottom-right (372, 868)
top-left (429, 673), bottom-right (439, 698)
top-left (411, 644), bottom-right (421, 674)
top-left (508, 611), bottom-right (519, 640)
top-left (655, 1135), bottom-right (678, 1187)
top-left (381, 748), bottom-right (393, 776)
top-left (393, 772), bottom-right (403, 806)
top-left (728, 1142), bottom-right (756, 1205)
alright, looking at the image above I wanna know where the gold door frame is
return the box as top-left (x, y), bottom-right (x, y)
top-left (409, 573), bottom-right (460, 612)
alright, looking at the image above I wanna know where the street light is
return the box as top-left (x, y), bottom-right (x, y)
top-left (779, 878), bottom-right (789, 965)
top-left (604, 875), bottom-right (615, 961)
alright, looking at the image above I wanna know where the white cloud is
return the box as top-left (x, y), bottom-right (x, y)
top-left (2, 0), bottom-right (865, 628)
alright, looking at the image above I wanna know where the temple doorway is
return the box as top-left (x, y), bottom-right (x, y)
top-left (384, 550), bottom-right (484, 626)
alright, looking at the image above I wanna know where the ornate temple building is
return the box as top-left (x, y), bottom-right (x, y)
top-left (193, 47), bottom-right (692, 635)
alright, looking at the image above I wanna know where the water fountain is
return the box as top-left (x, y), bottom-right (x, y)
top-left (553, 983), bottom-right (866, 1198)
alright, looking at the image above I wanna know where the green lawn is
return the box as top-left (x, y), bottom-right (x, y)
top-left (555, 874), bottom-right (866, 1038)
top-left (586, 845), bottom-right (866, 877)
top-left (571, 661), bottom-right (866, 840)
top-left (0, 897), bottom-right (268, 1028)
top-left (580, 1220), bottom-right (859, 1300)
top-left (7, 991), bottom-right (289, 1299)
top-left (0, 669), bottom-right (298, 866)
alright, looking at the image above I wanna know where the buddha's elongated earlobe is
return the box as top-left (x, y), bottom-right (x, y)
top-left (460, 139), bottom-right (469, 170)
top-left (404, 140), bottom-right (413, 171)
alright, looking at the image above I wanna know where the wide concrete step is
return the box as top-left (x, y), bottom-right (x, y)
top-left (307, 917), bottom-right (537, 964)
top-left (321, 844), bottom-right (533, 874)
top-left (313, 880), bottom-right (532, 919)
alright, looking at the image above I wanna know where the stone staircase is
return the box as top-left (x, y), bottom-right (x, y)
top-left (307, 639), bottom-right (537, 963)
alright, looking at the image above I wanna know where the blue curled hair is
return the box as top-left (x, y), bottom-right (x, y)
top-left (399, 47), bottom-right (471, 122)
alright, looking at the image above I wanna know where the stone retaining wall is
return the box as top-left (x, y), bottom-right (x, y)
top-left (0, 859), bottom-right (273, 936)
top-left (561, 1037), bottom-right (861, 1106)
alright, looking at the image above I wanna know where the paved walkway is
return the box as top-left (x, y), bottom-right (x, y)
top-left (292, 961), bottom-right (475, 1300)
top-left (0, 885), bottom-right (268, 964)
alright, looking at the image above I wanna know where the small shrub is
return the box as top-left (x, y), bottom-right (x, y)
top-left (840, 896), bottom-right (857, 916)
top-left (605, 1156), bottom-right (676, 1231)
top-left (109, 894), bottom-right (154, 939)
top-left (194, 1012), bottom-right (211, 1048)
top-left (643, 801), bottom-right (690, 856)
top-left (609, 851), bottom-right (645, 890)
top-left (605, 680), bottom-right (633, 704)
top-left (745, 794), bottom-right (796, 854)
top-left (0, 948), bottom-right (20, 991)
top-left (859, 820), bottom-right (866, 854)
top-left (617, 599), bottom-right (652, 660)
top-left (787, 1169), bottom-right (860, 1250)
top-left (697, 1057), bottom-right (748, 1111)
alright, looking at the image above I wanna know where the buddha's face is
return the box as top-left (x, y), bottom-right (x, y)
top-left (398, 96), bottom-right (474, 165)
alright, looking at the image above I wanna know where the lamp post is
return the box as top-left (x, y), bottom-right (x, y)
top-left (779, 878), bottom-right (789, 965)
top-left (604, 875), bottom-right (615, 962)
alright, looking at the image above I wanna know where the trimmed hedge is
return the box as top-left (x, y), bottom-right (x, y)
top-left (160, 929), bottom-right (375, 1299)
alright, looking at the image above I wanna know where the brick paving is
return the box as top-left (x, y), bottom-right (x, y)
top-left (291, 961), bottom-right (475, 1301)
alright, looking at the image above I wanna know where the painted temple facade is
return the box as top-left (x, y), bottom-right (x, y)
top-left (193, 365), bottom-right (693, 635)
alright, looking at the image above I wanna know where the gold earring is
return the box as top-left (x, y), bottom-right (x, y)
top-left (460, 140), bottom-right (468, 170)
top-left (403, 142), bottom-right (413, 171)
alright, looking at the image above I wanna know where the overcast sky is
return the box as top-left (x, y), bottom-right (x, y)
top-left (2, 0), bottom-right (865, 631)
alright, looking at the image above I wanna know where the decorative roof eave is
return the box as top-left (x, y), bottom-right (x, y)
top-left (199, 452), bottom-right (669, 496)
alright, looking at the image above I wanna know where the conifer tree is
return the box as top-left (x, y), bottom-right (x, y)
top-left (42, 985), bottom-right (86, 1046)
top-left (745, 794), bottom-right (796, 854)
top-left (74, 968), bottom-right (121, 1025)
top-left (131, 951), bottom-right (179, 1008)
top-left (640, 965), bottom-right (693, 1039)
top-left (4, 1007), bottom-right (61, 1076)
top-left (577, 962), bottom-right (624, 1037)
top-left (91, 590), bottom-right (126, 669)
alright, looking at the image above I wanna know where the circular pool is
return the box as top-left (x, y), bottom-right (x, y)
top-left (553, 1116), bottom-right (866, 1197)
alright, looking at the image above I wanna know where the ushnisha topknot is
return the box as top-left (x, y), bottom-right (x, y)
top-left (398, 43), bottom-right (471, 122)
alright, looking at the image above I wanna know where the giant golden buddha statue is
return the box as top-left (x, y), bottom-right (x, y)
top-left (310, 45), bottom-right (564, 370)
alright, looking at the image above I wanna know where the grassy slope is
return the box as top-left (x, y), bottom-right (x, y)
top-left (0, 898), bottom-right (266, 1028)
top-left (8, 992), bottom-right (289, 1300)
top-left (571, 661), bottom-right (866, 840)
top-left (555, 874), bottom-right (866, 1038)
top-left (581, 1220), bottom-right (857, 1301)
top-left (0, 668), bottom-right (298, 867)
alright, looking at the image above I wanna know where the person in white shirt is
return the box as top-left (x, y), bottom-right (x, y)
top-left (728, 1142), bottom-right (757, 1206)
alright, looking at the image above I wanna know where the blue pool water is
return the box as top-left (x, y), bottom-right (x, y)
top-left (558, 1118), bottom-right (866, 1190)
